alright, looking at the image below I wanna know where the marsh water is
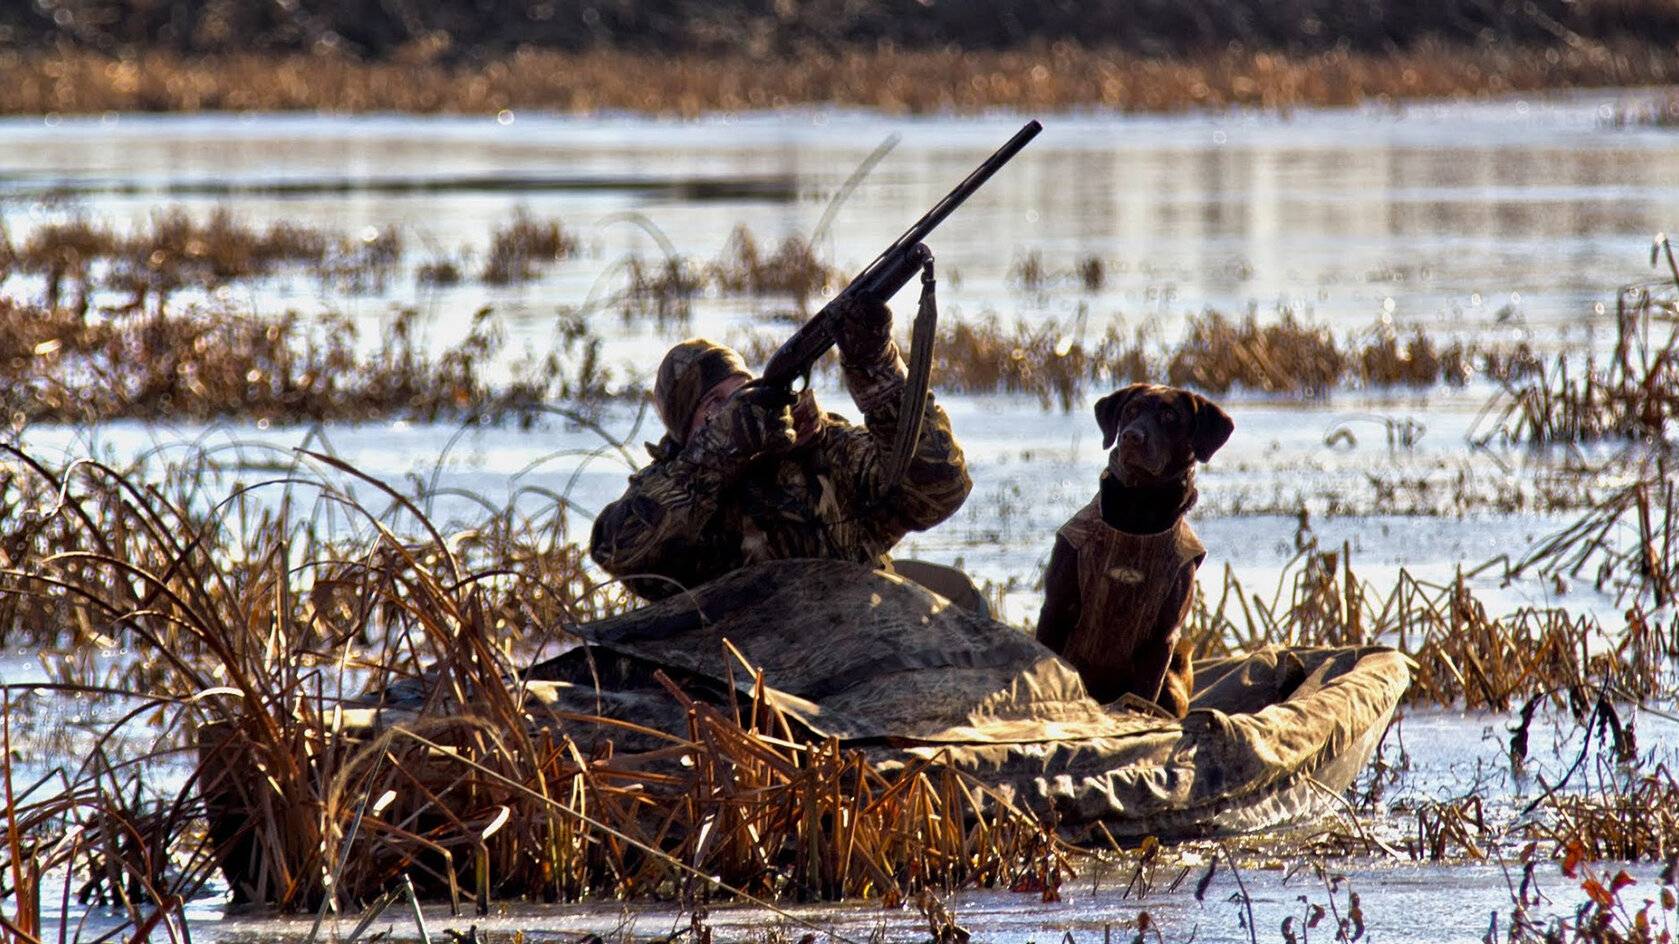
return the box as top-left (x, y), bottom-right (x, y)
top-left (4, 90), bottom-right (1679, 941)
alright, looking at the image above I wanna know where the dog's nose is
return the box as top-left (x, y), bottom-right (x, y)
top-left (1122, 428), bottom-right (1145, 447)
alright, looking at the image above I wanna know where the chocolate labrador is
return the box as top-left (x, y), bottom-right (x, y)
top-left (1035, 383), bottom-right (1234, 717)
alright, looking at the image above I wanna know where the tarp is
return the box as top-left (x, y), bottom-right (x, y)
top-left (507, 559), bottom-right (1411, 837)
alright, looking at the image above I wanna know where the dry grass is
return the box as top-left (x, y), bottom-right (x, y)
top-left (0, 448), bottom-right (1071, 927)
top-left (480, 211), bottom-right (577, 285)
top-left (3, 206), bottom-right (842, 320)
top-left (1183, 532), bottom-right (1677, 710)
top-left (736, 310), bottom-right (1507, 409)
top-left (3, 207), bottom-right (399, 315)
top-left (4, 44), bottom-right (1679, 116)
top-left (1475, 245), bottom-right (1679, 447)
top-left (620, 256), bottom-right (704, 325)
top-left (0, 298), bottom-right (621, 425)
top-left (709, 227), bottom-right (837, 310)
top-left (1491, 456), bottom-right (1678, 608)
top-left (1533, 771), bottom-right (1679, 865)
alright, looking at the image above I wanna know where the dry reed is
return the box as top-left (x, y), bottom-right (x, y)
top-left (709, 227), bottom-right (837, 310)
top-left (480, 211), bottom-right (577, 285)
top-left (1475, 240), bottom-right (1679, 447)
top-left (736, 310), bottom-right (1509, 410)
top-left (1183, 533), bottom-right (1677, 710)
top-left (5, 44), bottom-right (1679, 116)
top-left (6, 208), bottom-right (399, 316)
top-left (0, 298), bottom-right (621, 425)
top-left (0, 446), bottom-right (1070, 927)
top-left (1492, 455), bottom-right (1678, 609)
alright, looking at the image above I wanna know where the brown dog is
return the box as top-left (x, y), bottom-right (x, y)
top-left (1035, 383), bottom-right (1234, 717)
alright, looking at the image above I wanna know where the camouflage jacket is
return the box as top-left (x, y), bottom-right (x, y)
top-left (590, 347), bottom-right (971, 601)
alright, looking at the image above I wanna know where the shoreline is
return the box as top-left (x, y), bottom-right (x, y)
top-left (3, 43), bottom-right (1677, 118)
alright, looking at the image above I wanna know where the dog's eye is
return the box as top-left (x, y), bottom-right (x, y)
top-left (1161, 409), bottom-right (1178, 425)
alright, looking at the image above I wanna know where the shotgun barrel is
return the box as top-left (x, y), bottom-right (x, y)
top-left (759, 119), bottom-right (1042, 387)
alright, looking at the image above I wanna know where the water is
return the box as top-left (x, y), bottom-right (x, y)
top-left (4, 91), bottom-right (1679, 940)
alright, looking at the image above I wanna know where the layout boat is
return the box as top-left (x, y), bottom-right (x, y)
top-left (201, 559), bottom-right (1410, 898)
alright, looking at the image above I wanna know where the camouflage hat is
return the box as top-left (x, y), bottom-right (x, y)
top-left (653, 338), bottom-right (753, 441)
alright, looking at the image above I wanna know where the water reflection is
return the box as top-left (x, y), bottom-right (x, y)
top-left (1, 97), bottom-right (1675, 357)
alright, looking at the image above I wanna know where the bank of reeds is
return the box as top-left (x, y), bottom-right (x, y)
top-left (2, 207), bottom-right (832, 316)
top-left (4, 44), bottom-right (1679, 116)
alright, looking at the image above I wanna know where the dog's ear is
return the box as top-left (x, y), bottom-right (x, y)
top-left (1189, 394), bottom-right (1235, 462)
top-left (1094, 384), bottom-right (1147, 449)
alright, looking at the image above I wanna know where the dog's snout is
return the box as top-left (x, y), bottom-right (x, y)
top-left (1121, 427), bottom-right (1145, 447)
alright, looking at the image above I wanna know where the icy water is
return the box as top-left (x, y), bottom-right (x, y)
top-left (4, 91), bottom-right (1679, 940)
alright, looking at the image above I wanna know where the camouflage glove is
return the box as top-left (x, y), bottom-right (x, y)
top-left (834, 297), bottom-right (894, 368)
top-left (684, 383), bottom-right (798, 472)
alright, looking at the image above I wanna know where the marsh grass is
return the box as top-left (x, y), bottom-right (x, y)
top-left (1536, 770), bottom-right (1679, 865)
top-left (738, 310), bottom-right (1511, 410)
top-left (480, 211), bottom-right (577, 285)
top-left (0, 298), bottom-right (623, 425)
top-left (10, 204), bottom-right (1623, 423)
top-left (710, 227), bottom-right (837, 310)
top-left (2, 442), bottom-right (1676, 933)
top-left (5, 206), bottom-right (839, 319)
top-left (5, 208), bottom-right (401, 315)
top-left (6, 44), bottom-right (1679, 116)
top-left (1476, 245), bottom-right (1679, 447)
top-left (1491, 455), bottom-right (1678, 608)
top-left (0, 446), bottom-right (1071, 928)
top-left (1183, 530), bottom-right (1677, 710)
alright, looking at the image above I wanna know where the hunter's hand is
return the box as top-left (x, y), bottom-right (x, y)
top-left (834, 297), bottom-right (894, 366)
top-left (701, 384), bottom-right (798, 465)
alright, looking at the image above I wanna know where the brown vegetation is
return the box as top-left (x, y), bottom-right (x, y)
top-left (1494, 455), bottom-right (1677, 608)
top-left (0, 298), bottom-right (616, 426)
top-left (709, 227), bottom-right (837, 309)
top-left (738, 310), bottom-right (1525, 410)
top-left (4, 44), bottom-right (1679, 117)
top-left (480, 211), bottom-right (577, 285)
top-left (1183, 528), bottom-right (1678, 710)
top-left (0, 207), bottom-right (397, 314)
top-left (1476, 245), bottom-right (1679, 447)
top-left (0, 449), bottom-right (1069, 933)
top-left (11, 0), bottom-right (1679, 61)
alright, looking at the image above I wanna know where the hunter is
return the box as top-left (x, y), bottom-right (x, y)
top-left (589, 298), bottom-right (971, 601)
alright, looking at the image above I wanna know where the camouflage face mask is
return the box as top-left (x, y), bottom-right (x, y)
top-left (653, 338), bottom-right (753, 443)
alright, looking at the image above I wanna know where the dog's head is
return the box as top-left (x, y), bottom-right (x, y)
top-left (1093, 384), bottom-right (1234, 484)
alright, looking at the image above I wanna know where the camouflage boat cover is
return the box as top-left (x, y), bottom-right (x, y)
top-left (500, 559), bottom-right (1410, 838)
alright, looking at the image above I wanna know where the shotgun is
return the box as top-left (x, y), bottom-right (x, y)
top-left (758, 119), bottom-right (1042, 388)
